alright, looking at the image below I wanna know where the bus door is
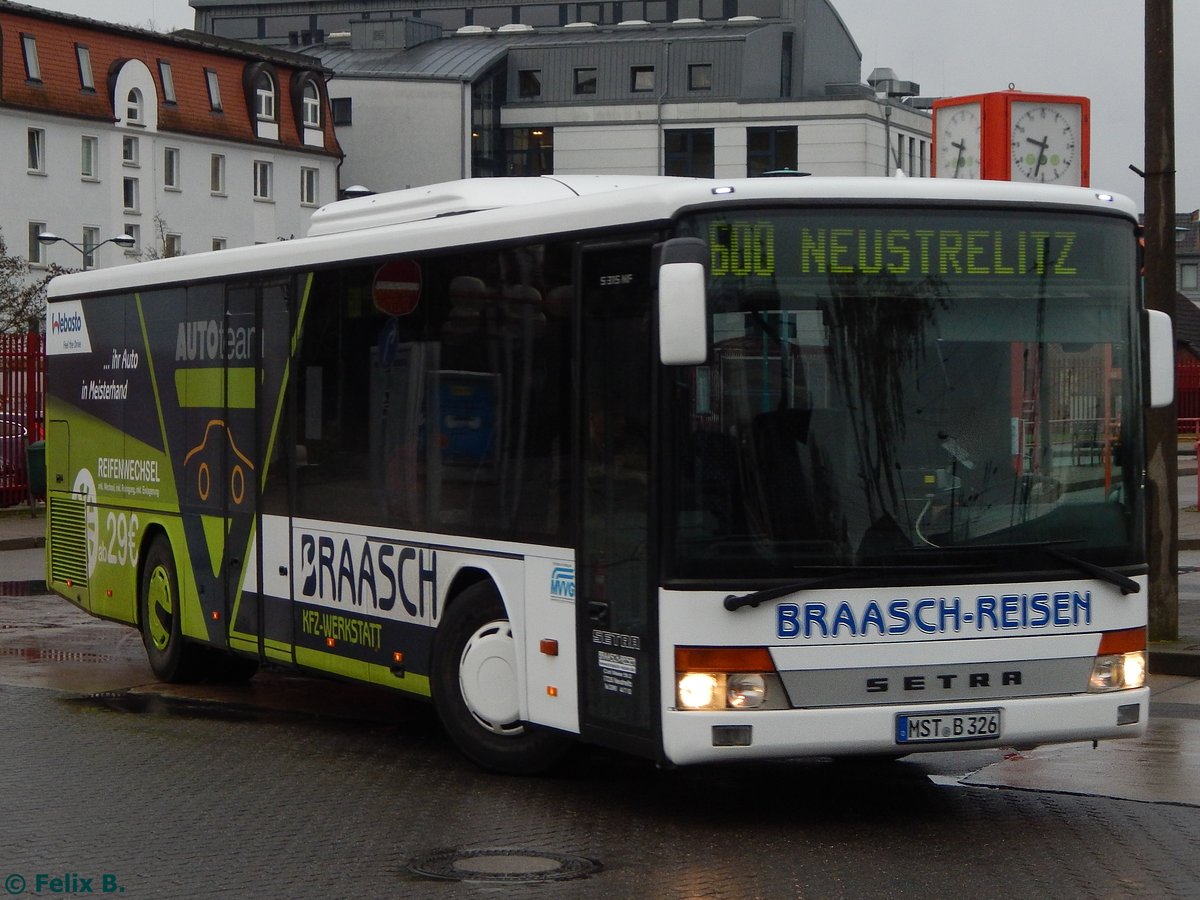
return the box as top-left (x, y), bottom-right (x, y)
top-left (224, 280), bottom-right (293, 661)
top-left (576, 240), bottom-right (658, 756)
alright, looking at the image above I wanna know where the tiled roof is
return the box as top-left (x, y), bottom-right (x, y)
top-left (0, 1), bottom-right (339, 155)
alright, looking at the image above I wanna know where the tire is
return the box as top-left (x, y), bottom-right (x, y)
top-left (139, 535), bottom-right (205, 683)
top-left (431, 581), bottom-right (571, 774)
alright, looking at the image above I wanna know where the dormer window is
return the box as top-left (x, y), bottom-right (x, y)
top-left (126, 88), bottom-right (144, 125)
top-left (302, 81), bottom-right (320, 128)
top-left (255, 72), bottom-right (276, 121)
top-left (247, 65), bottom-right (280, 140)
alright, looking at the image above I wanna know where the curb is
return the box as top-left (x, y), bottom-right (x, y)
top-left (1150, 642), bottom-right (1200, 678)
top-left (0, 537), bottom-right (44, 551)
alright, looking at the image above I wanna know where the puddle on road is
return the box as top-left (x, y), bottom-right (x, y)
top-left (61, 690), bottom-right (268, 724)
top-left (962, 718), bottom-right (1200, 806)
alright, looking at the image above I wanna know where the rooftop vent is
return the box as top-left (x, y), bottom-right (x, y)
top-left (497, 23), bottom-right (535, 33)
top-left (455, 25), bottom-right (492, 35)
top-left (563, 21), bottom-right (599, 28)
top-left (617, 19), bottom-right (651, 27)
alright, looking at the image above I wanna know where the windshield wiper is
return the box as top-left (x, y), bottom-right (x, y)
top-left (724, 572), bottom-right (864, 611)
top-left (1039, 547), bottom-right (1140, 595)
top-left (902, 540), bottom-right (1140, 595)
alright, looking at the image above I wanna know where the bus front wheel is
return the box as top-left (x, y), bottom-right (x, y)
top-left (139, 535), bottom-right (203, 683)
top-left (431, 581), bottom-right (571, 775)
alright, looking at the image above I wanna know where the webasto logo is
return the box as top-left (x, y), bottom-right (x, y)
top-left (51, 311), bottom-right (84, 333)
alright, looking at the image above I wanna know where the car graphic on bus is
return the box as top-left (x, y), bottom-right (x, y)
top-left (182, 419), bottom-right (254, 507)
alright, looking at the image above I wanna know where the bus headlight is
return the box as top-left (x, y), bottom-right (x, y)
top-left (674, 647), bottom-right (788, 710)
top-left (1088, 627), bottom-right (1147, 692)
top-left (678, 672), bottom-right (723, 710)
top-left (727, 672), bottom-right (767, 708)
top-left (1089, 651), bottom-right (1147, 692)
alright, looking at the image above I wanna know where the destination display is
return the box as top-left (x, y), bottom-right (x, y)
top-left (695, 209), bottom-right (1129, 289)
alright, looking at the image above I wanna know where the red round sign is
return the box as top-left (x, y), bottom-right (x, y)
top-left (372, 259), bottom-right (422, 316)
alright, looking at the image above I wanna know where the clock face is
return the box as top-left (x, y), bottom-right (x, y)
top-left (1010, 101), bottom-right (1082, 184)
top-left (936, 102), bottom-right (981, 179)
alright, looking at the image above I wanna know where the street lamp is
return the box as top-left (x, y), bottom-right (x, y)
top-left (36, 231), bottom-right (136, 266)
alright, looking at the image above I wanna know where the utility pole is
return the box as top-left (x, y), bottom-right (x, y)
top-left (1145, 0), bottom-right (1178, 640)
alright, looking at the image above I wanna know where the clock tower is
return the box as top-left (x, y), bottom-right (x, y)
top-left (933, 90), bottom-right (1090, 186)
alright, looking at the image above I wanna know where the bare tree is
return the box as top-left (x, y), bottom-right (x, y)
top-left (0, 227), bottom-right (66, 334)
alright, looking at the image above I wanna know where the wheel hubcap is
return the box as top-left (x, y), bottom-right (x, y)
top-left (147, 565), bottom-right (174, 652)
top-left (458, 620), bottom-right (522, 735)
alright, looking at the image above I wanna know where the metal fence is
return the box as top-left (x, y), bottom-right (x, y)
top-left (0, 332), bottom-right (45, 507)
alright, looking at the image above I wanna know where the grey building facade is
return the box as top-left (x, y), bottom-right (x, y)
top-left (188, 1), bottom-right (930, 192)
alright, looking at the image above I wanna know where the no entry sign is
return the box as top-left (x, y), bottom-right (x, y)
top-left (372, 258), bottom-right (422, 315)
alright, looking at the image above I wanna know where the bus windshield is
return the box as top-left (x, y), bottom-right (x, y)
top-left (666, 207), bottom-right (1143, 581)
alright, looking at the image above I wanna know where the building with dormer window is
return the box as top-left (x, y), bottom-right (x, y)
top-left (0, 1), bottom-right (342, 274)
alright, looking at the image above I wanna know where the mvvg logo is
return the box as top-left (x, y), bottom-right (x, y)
top-left (550, 565), bottom-right (575, 601)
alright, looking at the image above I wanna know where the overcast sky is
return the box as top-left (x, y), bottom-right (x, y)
top-left (22, 0), bottom-right (1200, 211)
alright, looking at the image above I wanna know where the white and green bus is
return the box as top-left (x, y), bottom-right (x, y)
top-left (44, 175), bottom-right (1171, 773)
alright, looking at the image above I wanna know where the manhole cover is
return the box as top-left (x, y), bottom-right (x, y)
top-left (408, 848), bottom-right (601, 884)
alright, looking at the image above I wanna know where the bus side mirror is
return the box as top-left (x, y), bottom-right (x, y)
top-left (657, 237), bottom-right (710, 366)
top-left (1146, 309), bottom-right (1174, 409)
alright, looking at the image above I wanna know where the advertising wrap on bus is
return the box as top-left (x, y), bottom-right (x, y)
top-left (42, 176), bottom-right (1158, 774)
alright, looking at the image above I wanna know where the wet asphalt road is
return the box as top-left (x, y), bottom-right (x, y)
top-left (1, 588), bottom-right (1199, 899)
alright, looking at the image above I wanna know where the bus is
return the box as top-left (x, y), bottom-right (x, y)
top-left (44, 175), bottom-right (1173, 773)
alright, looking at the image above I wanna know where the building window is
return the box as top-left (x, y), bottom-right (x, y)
top-left (210, 154), bottom-right (226, 195)
top-left (630, 66), bottom-right (655, 93)
top-left (519, 70), bottom-right (542, 99)
top-left (520, 4), bottom-right (563, 25)
top-left (253, 160), bottom-right (273, 200)
top-left (576, 3), bottom-right (608, 23)
top-left (159, 61), bottom-right (176, 103)
top-left (574, 67), bottom-right (597, 95)
top-left (665, 128), bottom-right (714, 177)
top-left (1183, 264), bottom-right (1200, 291)
top-left (122, 136), bottom-right (139, 166)
top-left (746, 126), bottom-right (797, 177)
top-left (126, 88), bottom-right (144, 124)
top-left (212, 237), bottom-right (227, 252)
top-left (28, 222), bottom-right (47, 266)
top-left (123, 177), bottom-right (140, 213)
top-left (688, 64), bottom-right (713, 91)
top-left (76, 45), bottom-right (95, 90)
top-left (302, 81), bottom-right (321, 127)
top-left (331, 97), bottom-right (352, 126)
top-left (164, 233), bottom-right (182, 258)
top-left (164, 147), bottom-right (181, 190)
top-left (21, 35), bottom-right (40, 81)
top-left (27, 128), bottom-right (45, 174)
top-left (123, 224), bottom-right (140, 250)
top-left (300, 167), bottom-right (319, 206)
top-left (81, 226), bottom-right (100, 270)
top-left (506, 128), bottom-right (553, 176)
top-left (255, 72), bottom-right (276, 121)
top-left (81, 135), bottom-right (98, 180)
top-left (206, 69), bottom-right (223, 111)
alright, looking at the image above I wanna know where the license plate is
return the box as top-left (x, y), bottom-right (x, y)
top-left (895, 709), bottom-right (1001, 744)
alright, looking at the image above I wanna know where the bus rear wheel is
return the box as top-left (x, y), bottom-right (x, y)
top-left (431, 581), bottom-right (571, 775)
top-left (139, 535), bottom-right (204, 683)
